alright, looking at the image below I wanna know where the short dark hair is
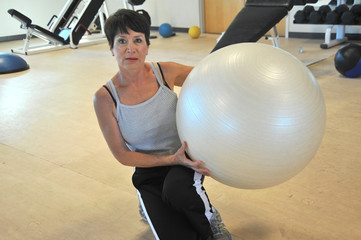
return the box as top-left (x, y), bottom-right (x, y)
top-left (105, 9), bottom-right (150, 49)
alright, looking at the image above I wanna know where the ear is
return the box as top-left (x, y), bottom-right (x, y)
top-left (109, 43), bottom-right (114, 56)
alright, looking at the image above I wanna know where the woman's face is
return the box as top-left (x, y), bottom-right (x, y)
top-left (111, 28), bottom-right (149, 69)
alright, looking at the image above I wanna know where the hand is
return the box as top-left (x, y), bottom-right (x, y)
top-left (174, 142), bottom-right (210, 176)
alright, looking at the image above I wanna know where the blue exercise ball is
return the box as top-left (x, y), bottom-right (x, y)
top-left (159, 23), bottom-right (173, 38)
top-left (0, 52), bottom-right (29, 74)
top-left (334, 43), bottom-right (361, 78)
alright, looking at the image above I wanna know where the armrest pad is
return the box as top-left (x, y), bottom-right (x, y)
top-left (8, 9), bottom-right (32, 27)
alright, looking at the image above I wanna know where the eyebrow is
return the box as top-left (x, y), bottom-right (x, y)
top-left (115, 33), bottom-right (144, 38)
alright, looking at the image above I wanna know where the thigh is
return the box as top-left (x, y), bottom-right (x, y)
top-left (138, 187), bottom-right (201, 240)
top-left (162, 166), bottom-right (213, 239)
top-left (133, 167), bottom-right (202, 240)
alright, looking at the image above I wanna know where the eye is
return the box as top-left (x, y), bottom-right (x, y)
top-left (117, 38), bottom-right (126, 44)
top-left (135, 38), bottom-right (143, 44)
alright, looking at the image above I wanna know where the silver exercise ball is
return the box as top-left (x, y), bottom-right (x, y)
top-left (176, 43), bottom-right (326, 189)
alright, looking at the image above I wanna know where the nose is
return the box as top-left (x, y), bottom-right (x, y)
top-left (127, 42), bottom-right (135, 53)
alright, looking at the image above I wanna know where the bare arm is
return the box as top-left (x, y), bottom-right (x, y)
top-left (158, 62), bottom-right (193, 88)
top-left (93, 87), bottom-right (210, 175)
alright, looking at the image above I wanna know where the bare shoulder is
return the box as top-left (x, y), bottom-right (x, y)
top-left (94, 86), bottom-right (108, 104)
top-left (93, 85), bottom-right (115, 111)
top-left (158, 61), bottom-right (190, 71)
top-left (158, 62), bottom-right (193, 87)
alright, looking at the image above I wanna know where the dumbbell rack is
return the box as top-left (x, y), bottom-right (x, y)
top-left (294, 0), bottom-right (360, 49)
top-left (322, 0), bottom-right (347, 49)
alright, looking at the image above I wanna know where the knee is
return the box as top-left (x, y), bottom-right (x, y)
top-left (162, 167), bottom-right (196, 208)
top-left (162, 174), bottom-right (188, 203)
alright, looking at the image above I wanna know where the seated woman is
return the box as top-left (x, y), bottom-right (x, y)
top-left (93, 9), bottom-right (232, 240)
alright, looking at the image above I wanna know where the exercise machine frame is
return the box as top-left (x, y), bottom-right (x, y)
top-left (8, 0), bottom-right (109, 55)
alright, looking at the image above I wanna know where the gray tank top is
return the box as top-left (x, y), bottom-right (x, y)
top-left (106, 62), bottom-right (182, 155)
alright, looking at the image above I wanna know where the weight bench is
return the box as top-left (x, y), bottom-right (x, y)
top-left (8, 9), bottom-right (68, 47)
top-left (211, 0), bottom-right (294, 53)
top-left (8, 0), bottom-right (108, 55)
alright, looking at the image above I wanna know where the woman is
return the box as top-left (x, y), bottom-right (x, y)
top-left (93, 9), bottom-right (232, 240)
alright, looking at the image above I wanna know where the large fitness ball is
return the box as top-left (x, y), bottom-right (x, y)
top-left (176, 43), bottom-right (326, 189)
top-left (159, 23), bottom-right (173, 38)
top-left (334, 43), bottom-right (361, 78)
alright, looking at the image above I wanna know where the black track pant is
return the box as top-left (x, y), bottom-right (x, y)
top-left (132, 165), bottom-right (214, 240)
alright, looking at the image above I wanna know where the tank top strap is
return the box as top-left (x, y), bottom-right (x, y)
top-left (106, 80), bottom-right (121, 106)
top-left (150, 62), bottom-right (169, 88)
top-left (105, 63), bottom-right (168, 108)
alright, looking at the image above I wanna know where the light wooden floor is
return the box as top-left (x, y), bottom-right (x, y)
top-left (1, 33), bottom-right (361, 240)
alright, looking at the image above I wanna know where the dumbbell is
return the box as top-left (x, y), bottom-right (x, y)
top-left (294, 5), bottom-right (315, 23)
top-left (353, 5), bottom-right (361, 24)
top-left (328, 0), bottom-right (353, 5)
top-left (341, 4), bottom-right (361, 24)
top-left (325, 4), bottom-right (349, 24)
top-left (309, 5), bottom-right (331, 23)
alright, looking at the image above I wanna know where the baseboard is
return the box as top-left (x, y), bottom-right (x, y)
top-left (0, 34), bottom-right (26, 42)
top-left (150, 26), bottom-right (188, 33)
top-left (289, 32), bottom-right (361, 40)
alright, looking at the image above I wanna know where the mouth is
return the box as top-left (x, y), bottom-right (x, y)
top-left (125, 57), bottom-right (138, 62)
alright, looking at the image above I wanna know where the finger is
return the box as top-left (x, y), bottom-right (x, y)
top-left (191, 161), bottom-right (210, 176)
top-left (198, 168), bottom-right (210, 176)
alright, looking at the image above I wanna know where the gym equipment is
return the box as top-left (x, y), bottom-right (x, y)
top-left (325, 4), bottom-right (349, 24)
top-left (212, 0), bottom-right (294, 52)
top-left (341, 4), bottom-right (361, 24)
top-left (328, 0), bottom-right (354, 5)
top-left (177, 43), bottom-right (326, 189)
top-left (136, 10), bottom-right (151, 25)
top-left (309, 5), bottom-right (331, 23)
top-left (321, 0), bottom-right (350, 49)
top-left (124, 0), bottom-right (150, 24)
top-left (123, 0), bottom-right (156, 39)
top-left (8, 0), bottom-right (109, 55)
top-left (293, 0), bottom-right (361, 49)
top-left (353, 5), bottom-right (361, 24)
top-left (188, 26), bottom-right (201, 39)
top-left (159, 23), bottom-right (173, 38)
top-left (294, 5), bottom-right (315, 23)
top-left (48, 0), bottom-right (83, 35)
top-left (128, 0), bottom-right (145, 5)
top-left (0, 52), bottom-right (29, 74)
top-left (341, 10), bottom-right (356, 24)
top-left (334, 43), bottom-right (361, 78)
top-left (294, 0), bottom-right (318, 4)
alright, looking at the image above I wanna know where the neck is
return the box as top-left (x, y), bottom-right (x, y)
top-left (116, 62), bottom-right (149, 86)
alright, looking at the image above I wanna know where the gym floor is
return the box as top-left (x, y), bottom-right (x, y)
top-left (0, 33), bottom-right (361, 240)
